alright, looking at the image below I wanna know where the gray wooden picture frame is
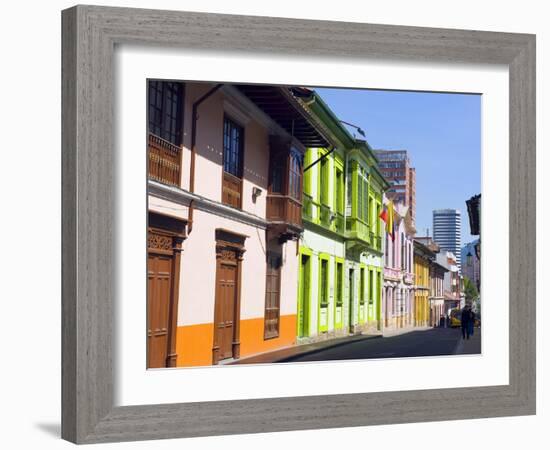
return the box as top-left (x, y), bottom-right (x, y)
top-left (61, 4), bottom-right (536, 444)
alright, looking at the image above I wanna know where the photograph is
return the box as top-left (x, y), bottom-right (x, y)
top-left (146, 80), bottom-right (482, 368)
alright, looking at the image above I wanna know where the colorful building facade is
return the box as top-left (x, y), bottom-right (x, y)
top-left (381, 200), bottom-right (416, 331)
top-left (413, 240), bottom-right (433, 327)
top-left (294, 89), bottom-right (388, 342)
top-left (415, 236), bottom-right (448, 326)
top-left (429, 258), bottom-right (448, 327)
top-left (147, 81), bottom-right (333, 367)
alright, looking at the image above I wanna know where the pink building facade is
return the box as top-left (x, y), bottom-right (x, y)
top-left (381, 200), bottom-right (416, 331)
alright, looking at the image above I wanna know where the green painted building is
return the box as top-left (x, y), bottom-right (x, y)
top-left (293, 89), bottom-right (389, 342)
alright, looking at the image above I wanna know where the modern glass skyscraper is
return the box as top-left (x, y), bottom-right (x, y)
top-left (432, 209), bottom-right (462, 270)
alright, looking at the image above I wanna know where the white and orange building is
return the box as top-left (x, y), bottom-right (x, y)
top-left (146, 81), bottom-right (331, 367)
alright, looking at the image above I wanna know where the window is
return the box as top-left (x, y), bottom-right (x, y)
top-left (320, 259), bottom-right (329, 306)
top-left (264, 248), bottom-right (282, 339)
top-left (376, 203), bottom-right (381, 236)
top-left (320, 156), bottom-right (329, 205)
top-left (335, 261), bottom-right (343, 306)
top-left (303, 150), bottom-right (312, 196)
top-left (288, 149), bottom-right (302, 200)
top-left (401, 233), bottom-right (405, 270)
top-left (358, 169), bottom-right (363, 219)
top-left (346, 164), bottom-right (353, 217)
top-left (270, 159), bottom-right (284, 194)
top-left (357, 166), bottom-right (369, 223)
top-left (335, 169), bottom-right (344, 214)
top-left (369, 197), bottom-right (374, 229)
top-left (223, 116), bottom-right (244, 178)
top-left (148, 80), bottom-right (184, 146)
top-left (360, 267), bottom-right (365, 304)
top-left (369, 269), bottom-right (374, 304)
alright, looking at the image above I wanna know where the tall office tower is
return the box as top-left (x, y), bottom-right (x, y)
top-left (433, 209), bottom-right (462, 270)
top-left (373, 150), bottom-right (416, 226)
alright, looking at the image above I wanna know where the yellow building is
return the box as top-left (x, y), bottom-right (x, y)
top-left (413, 240), bottom-right (434, 327)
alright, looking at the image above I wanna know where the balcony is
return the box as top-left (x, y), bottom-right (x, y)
top-left (266, 194), bottom-right (303, 238)
top-left (384, 267), bottom-right (401, 281)
top-left (302, 193), bottom-right (314, 221)
top-left (334, 212), bottom-right (345, 234)
top-left (148, 133), bottom-right (182, 187)
top-left (403, 272), bottom-right (415, 285)
top-left (345, 217), bottom-right (370, 255)
top-left (320, 204), bottom-right (331, 228)
top-left (346, 217), bottom-right (370, 243)
top-left (222, 172), bottom-right (242, 209)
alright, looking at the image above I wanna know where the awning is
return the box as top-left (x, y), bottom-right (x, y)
top-left (235, 84), bottom-right (329, 148)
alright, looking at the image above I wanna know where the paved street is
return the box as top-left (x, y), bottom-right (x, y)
top-left (281, 327), bottom-right (480, 363)
top-left (233, 326), bottom-right (481, 365)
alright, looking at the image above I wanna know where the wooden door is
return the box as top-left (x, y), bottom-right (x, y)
top-left (147, 251), bottom-right (173, 368)
top-left (215, 254), bottom-right (238, 361)
top-left (298, 254), bottom-right (310, 338)
top-left (348, 268), bottom-right (355, 333)
top-left (264, 250), bottom-right (282, 339)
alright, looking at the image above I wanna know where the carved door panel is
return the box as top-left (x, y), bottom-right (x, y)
top-left (147, 249), bottom-right (173, 368)
top-left (215, 249), bottom-right (239, 361)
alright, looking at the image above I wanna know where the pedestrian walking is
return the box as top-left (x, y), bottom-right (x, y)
top-left (468, 309), bottom-right (476, 337)
top-left (460, 306), bottom-right (471, 340)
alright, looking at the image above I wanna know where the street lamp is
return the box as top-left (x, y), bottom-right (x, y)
top-left (339, 120), bottom-right (366, 137)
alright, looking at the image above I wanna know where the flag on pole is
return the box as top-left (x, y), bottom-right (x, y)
top-left (387, 200), bottom-right (395, 241)
top-left (379, 201), bottom-right (395, 241)
top-left (379, 205), bottom-right (388, 223)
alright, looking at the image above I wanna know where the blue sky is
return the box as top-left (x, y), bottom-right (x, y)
top-left (315, 87), bottom-right (481, 246)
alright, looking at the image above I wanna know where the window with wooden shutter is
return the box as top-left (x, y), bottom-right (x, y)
top-left (222, 116), bottom-right (244, 208)
top-left (264, 248), bottom-right (282, 339)
top-left (320, 259), bottom-right (329, 307)
top-left (335, 261), bottom-right (343, 306)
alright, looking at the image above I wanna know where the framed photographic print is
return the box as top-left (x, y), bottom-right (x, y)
top-left (61, 4), bottom-right (536, 444)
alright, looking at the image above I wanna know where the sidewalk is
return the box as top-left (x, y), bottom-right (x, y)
top-left (229, 333), bottom-right (382, 365)
top-left (454, 327), bottom-right (482, 355)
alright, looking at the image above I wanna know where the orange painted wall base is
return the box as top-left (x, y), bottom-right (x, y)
top-left (176, 315), bottom-right (297, 367)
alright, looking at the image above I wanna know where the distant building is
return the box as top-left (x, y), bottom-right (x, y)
top-left (373, 150), bottom-right (416, 227)
top-left (413, 239), bottom-right (434, 328)
top-left (436, 251), bottom-right (463, 316)
top-left (414, 236), bottom-right (448, 326)
top-left (462, 239), bottom-right (481, 292)
top-left (433, 209), bottom-right (462, 271)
